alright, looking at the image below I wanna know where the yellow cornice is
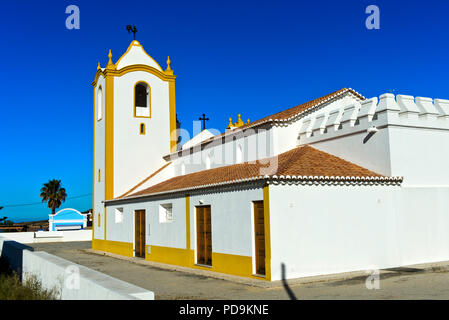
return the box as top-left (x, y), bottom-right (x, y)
top-left (92, 69), bottom-right (103, 86)
top-left (92, 64), bottom-right (176, 87)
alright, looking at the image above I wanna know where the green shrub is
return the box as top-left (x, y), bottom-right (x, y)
top-left (0, 257), bottom-right (59, 300)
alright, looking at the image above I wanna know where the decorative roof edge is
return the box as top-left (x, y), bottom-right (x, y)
top-left (104, 174), bottom-right (403, 205)
top-left (268, 88), bottom-right (365, 125)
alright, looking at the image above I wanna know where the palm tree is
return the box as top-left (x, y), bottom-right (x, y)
top-left (40, 179), bottom-right (67, 215)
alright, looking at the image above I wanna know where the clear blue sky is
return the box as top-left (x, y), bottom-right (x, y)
top-left (0, 0), bottom-right (448, 222)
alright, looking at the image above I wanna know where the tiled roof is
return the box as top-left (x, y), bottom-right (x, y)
top-left (121, 145), bottom-right (389, 200)
top-left (239, 87), bottom-right (365, 128)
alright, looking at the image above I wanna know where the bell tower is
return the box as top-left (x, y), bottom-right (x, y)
top-left (92, 40), bottom-right (177, 246)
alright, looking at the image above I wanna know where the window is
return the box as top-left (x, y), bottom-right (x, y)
top-left (159, 203), bottom-right (173, 223)
top-left (97, 86), bottom-right (103, 121)
top-left (139, 123), bottom-right (146, 135)
top-left (134, 82), bottom-right (150, 117)
top-left (115, 208), bottom-right (123, 224)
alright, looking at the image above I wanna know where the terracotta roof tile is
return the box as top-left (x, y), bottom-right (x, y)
top-left (245, 88), bottom-right (364, 127)
top-left (124, 145), bottom-right (382, 199)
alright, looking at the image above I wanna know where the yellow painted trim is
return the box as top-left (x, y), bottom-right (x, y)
top-left (186, 196), bottom-right (190, 250)
top-left (92, 65), bottom-right (176, 88)
top-left (169, 81), bottom-right (177, 152)
top-left (146, 245), bottom-right (191, 266)
top-left (114, 41), bottom-right (134, 67)
top-left (92, 69), bottom-right (103, 87)
top-left (105, 75), bottom-right (114, 200)
top-left (143, 194), bottom-right (270, 281)
top-left (115, 41), bottom-right (164, 72)
top-left (133, 81), bottom-right (151, 119)
top-left (92, 239), bottom-right (133, 257)
top-left (139, 123), bottom-right (146, 135)
top-left (97, 192), bottom-right (270, 280)
top-left (98, 213), bottom-right (101, 227)
top-left (211, 252), bottom-right (253, 277)
top-left (92, 86), bottom-right (96, 241)
top-left (104, 207), bottom-right (107, 240)
top-left (263, 185), bottom-right (271, 281)
top-left (98, 169), bottom-right (101, 182)
top-left (145, 245), bottom-right (265, 280)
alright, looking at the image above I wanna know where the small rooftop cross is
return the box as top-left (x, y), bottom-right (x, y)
top-left (199, 113), bottom-right (210, 131)
top-left (126, 25), bottom-right (138, 40)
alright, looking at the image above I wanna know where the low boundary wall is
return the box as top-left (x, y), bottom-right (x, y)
top-left (0, 230), bottom-right (92, 244)
top-left (0, 237), bottom-right (154, 300)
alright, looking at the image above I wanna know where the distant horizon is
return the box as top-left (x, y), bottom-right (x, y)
top-left (1, 200), bottom-right (93, 223)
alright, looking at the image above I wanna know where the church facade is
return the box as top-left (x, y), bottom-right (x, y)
top-left (92, 40), bottom-right (449, 281)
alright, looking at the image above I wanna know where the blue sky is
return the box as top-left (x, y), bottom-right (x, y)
top-left (0, 0), bottom-right (448, 222)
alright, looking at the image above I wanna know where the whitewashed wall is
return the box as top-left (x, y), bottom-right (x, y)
top-left (189, 187), bottom-right (263, 259)
top-left (124, 163), bottom-right (174, 196)
top-left (105, 204), bottom-right (134, 244)
top-left (388, 126), bottom-right (449, 185)
top-left (116, 41), bottom-right (162, 71)
top-left (297, 93), bottom-right (449, 186)
top-left (106, 186), bottom-right (264, 262)
top-left (107, 196), bottom-right (187, 254)
top-left (273, 95), bottom-right (361, 156)
top-left (94, 75), bottom-right (106, 240)
top-left (170, 128), bottom-right (275, 176)
top-left (167, 93), bottom-right (362, 177)
top-left (113, 71), bottom-right (171, 198)
top-left (307, 127), bottom-right (392, 176)
top-left (269, 184), bottom-right (449, 281)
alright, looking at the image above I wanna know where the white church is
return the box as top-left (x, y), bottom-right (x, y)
top-left (92, 40), bottom-right (449, 281)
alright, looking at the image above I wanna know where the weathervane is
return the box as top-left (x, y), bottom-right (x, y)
top-left (126, 25), bottom-right (138, 40)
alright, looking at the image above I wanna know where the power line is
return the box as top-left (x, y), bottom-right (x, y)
top-left (1, 193), bottom-right (92, 208)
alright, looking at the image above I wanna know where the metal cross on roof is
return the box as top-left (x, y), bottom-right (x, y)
top-left (199, 113), bottom-right (210, 131)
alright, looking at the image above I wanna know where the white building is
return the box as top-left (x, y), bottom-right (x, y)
top-left (92, 40), bottom-right (449, 281)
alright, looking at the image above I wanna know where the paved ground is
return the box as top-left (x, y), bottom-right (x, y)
top-left (30, 241), bottom-right (449, 300)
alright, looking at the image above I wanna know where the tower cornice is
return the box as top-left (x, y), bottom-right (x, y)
top-left (92, 64), bottom-right (176, 87)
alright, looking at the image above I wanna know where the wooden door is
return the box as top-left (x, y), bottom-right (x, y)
top-left (135, 210), bottom-right (146, 258)
top-left (253, 201), bottom-right (265, 275)
top-left (196, 206), bottom-right (212, 266)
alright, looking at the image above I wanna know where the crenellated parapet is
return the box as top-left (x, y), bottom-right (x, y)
top-left (298, 93), bottom-right (449, 144)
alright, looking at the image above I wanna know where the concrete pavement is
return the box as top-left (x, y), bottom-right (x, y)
top-left (29, 241), bottom-right (449, 300)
